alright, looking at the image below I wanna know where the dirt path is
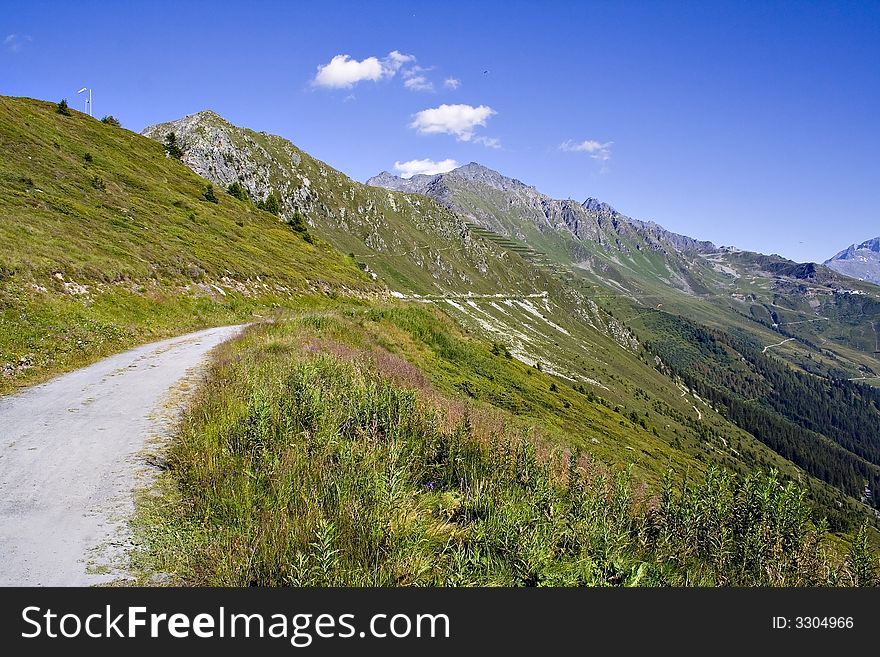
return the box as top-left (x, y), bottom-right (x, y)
top-left (762, 337), bottom-right (796, 354)
top-left (0, 325), bottom-right (244, 586)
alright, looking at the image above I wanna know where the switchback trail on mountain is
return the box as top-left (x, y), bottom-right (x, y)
top-left (0, 325), bottom-right (245, 586)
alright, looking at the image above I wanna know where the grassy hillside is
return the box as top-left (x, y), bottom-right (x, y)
top-left (0, 96), bottom-right (375, 393)
top-left (134, 308), bottom-right (877, 586)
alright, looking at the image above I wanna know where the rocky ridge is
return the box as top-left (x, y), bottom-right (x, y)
top-left (825, 237), bottom-right (880, 285)
top-left (368, 163), bottom-right (717, 257)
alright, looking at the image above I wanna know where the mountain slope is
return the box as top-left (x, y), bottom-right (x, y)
top-left (0, 96), bottom-right (374, 393)
top-left (825, 237), bottom-right (880, 285)
top-left (142, 114), bottom-right (540, 296)
top-left (369, 164), bottom-right (880, 380)
top-left (138, 307), bottom-right (864, 586)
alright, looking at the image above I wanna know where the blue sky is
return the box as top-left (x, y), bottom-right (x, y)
top-left (3, 0), bottom-right (878, 262)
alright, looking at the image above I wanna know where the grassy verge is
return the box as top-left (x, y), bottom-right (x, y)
top-left (0, 95), bottom-right (376, 393)
top-left (0, 281), bottom-right (358, 394)
top-left (133, 307), bottom-right (878, 586)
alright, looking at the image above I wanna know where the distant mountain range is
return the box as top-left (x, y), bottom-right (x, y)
top-left (371, 165), bottom-right (880, 292)
top-left (825, 237), bottom-right (880, 285)
top-left (368, 163), bottom-right (716, 261)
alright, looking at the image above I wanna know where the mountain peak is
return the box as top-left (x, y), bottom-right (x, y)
top-left (190, 109), bottom-right (222, 120)
top-left (366, 170), bottom-right (399, 184)
top-left (454, 161), bottom-right (497, 175)
top-left (141, 109), bottom-right (228, 140)
top-left (582, 197), bottom-right (620, 215)
top-left (367, 161), bottom-right (534, 195)
top-left (364, 170), bottom-right (430, 194)
top-left (367, 162), bottom-right (717, 253)
top-left (824, 236), bottom-right (880, 285)
top-left (446, 162), bottom-right (532, 191)
top-left (856, 236), bottom-right (880, 252)
top-left (826, 236), bottom-right (880, 261)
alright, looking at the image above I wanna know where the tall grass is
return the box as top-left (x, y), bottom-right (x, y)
top-left (138, 317), bottom-right (878, 586)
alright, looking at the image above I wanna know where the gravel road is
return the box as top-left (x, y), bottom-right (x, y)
top-left (0, 325), bottom-right (245, 586)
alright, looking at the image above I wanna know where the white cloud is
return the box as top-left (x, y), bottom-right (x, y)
top-left (4, 33), bottom-right (32, 53)
top-left (393, 158), bottom-right (459, 178)
top-left (473, 135), bottom-right (501, 149)
top-left (312, 50), bottom-right (457, 95)
top-left (410, 103), bottom-right (496, 141)
top-left (385, 50), bottom-right (415, 74)
top-left (403, 75), bottom-right (434, 92)
top-left (401, 65), bottom-right (435, 92)
top-left (314, 54), bottom-right (384, 88)
top-left (313, 50), bottom-right (416, 89)
top-left (560, 139), bottom-right (613, 162)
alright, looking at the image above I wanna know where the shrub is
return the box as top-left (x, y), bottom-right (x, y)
top-left (490, 342), bottom-right (512, 358)
top-left (56, 99), bottom-right (71, 116)
top-left (100, 115), bottom-right (121, 127)
top-left (83, 152), bottom-right (93, 163)
top-left (203, 184), bottom-right (218, 203)
top-left (846, 521), bottom-right (879, 586)
top-left (286, 209), bottom-right (308, 232)
top-left (258, 191), bottom-right (282, 216)
top-left (226, 181), bottom-right (248, 201)
top-left (303, 232), bottom-right (315, 244)
top-left (91, 176), bottom-right (105, 190)
top-left (163, 132), bottom-right (184, 160)
top-left (646, 467), bottom-right (836, 585)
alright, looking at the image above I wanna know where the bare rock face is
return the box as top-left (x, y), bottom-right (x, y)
top-left (825, 237), bottom-right (880, 285)
top-left (143, 111), bottom-right (311, 221)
